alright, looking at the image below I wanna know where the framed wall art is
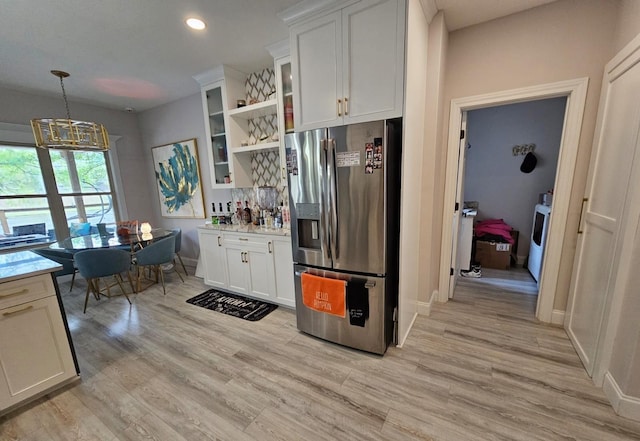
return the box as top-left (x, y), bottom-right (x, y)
top-left (152, 138), bottom-right (205, 218)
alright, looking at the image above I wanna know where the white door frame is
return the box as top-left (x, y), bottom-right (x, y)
top-left (438, 78), bottom-right (589, 323)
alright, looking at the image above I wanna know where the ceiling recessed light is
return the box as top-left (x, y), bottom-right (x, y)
top-left (186, 18), bottom-right (206, 30)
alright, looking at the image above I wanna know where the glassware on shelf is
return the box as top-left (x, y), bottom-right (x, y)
top-left (256, 186), bottom-right (277, 212)
top-left (284, 95), bottom-right (294, 133)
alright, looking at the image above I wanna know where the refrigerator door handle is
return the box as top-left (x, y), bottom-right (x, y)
top-left (320, 138), bottom-right (331, 261)
top-left (328, 138), bottom-right (339, 259)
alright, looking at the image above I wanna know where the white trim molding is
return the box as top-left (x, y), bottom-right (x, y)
top-left (417, 289), bottom-right (438, 316)
top-left (438, 78), bottom-right (589, 326)
top-left (550, 309), bottom-right (565, 326)
top-left (396, 312), bottom-right (417, 348)
top-left (604, 372), bottom-right (640, 422)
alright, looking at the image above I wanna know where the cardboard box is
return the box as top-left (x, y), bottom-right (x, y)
top-left (475, 240), bottom-right (512, 270)
top-left (510, 230), bottom-right (519, 262)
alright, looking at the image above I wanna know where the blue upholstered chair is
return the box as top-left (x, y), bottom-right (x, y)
top-left (134, 235), bottom-right (183, 295)
top-left (32, 248), bottom-right (78, 292)
top-left (170, 228), bottom-right (188, 276)
top-left (74, 249), bottom-right (134, 313)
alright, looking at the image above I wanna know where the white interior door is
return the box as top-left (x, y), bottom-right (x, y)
top-left (565, 56), bottom-right (640, 376)
top-left (448, 113), bottom-right (467, 298)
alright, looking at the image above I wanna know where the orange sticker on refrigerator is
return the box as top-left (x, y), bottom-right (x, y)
top-left (301, 273), bottom-right (346, 318)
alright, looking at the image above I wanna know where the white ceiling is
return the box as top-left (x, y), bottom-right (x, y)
top-left (435, 0), bottom-right (557, 31)
top-left (0, 0), bottom-right (557, 113)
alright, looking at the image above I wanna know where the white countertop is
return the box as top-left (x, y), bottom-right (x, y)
top-left (0, 251), bottom-right (62, 284)
top-left (198, 223), bottom-right (291, 237)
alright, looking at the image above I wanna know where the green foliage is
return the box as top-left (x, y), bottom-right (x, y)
top-left (0, 146), bottom-right (45, 195)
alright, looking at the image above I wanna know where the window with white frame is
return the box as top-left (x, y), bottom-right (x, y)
top-left (0, 143), bottom-right (117, 248)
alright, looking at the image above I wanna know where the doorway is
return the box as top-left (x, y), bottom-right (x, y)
top-left (456, 97), bottom-right (567, 301)
top-left (438, 78), bottom-right (589, 324)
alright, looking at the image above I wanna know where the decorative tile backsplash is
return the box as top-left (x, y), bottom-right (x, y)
top-left (248, 115), bottom-right (277, 145)
top-left (246, 68), bottom-right (278, 145)
top-left (246, 68), bottom-right (275, 102)
top-left (229, 68), bottom-right (287, 210)
top-left (230, 149), bottom-right (286, 209)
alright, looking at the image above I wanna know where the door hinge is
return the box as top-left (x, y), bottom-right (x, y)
top-left (454, 202), bottom-right (459, 212)
top-left (460, 129), bottom-right (465, 139)
top-left (450, 267), bottom-right (454, 276)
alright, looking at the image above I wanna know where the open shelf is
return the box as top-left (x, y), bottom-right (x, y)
top-left (231, 141), bottom-right (279, 154)
top-left (228, 99), bottom-right (277, 120)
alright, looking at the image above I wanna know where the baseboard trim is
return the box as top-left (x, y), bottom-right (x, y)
top-left (417, 289), bottom-right (438, 316)
top-left (550, 309), bottom-right (565, 326)
top-left (603, 371), bottom-right (640, 422)
top-left (396, 311), bottom-right (418, 348)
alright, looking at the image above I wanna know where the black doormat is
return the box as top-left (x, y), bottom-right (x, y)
top-left (186, 289), bottom-right (278, 321)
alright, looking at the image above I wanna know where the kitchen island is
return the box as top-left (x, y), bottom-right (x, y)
top-left (0, 251), bottom-right (79, 416)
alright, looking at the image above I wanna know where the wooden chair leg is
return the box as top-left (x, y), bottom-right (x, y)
top-left (159, 268), bottom-right (166, 295)
top-left (126, 270), bottom-right (135, 293)
top-left (136, 265), bottom-right (142, 293)
top-left (91, 279), bottom-right (101, 300)
top-left (115, 274), bottom-right (132, 305)
top-left (176, 253), bottom-right (188, 276)
top-left (70, 271), bottom-right (77, 292)
top-left (83, 284), bottom-right (91, 313)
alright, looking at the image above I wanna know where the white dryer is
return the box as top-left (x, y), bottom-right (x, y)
top-left (528, 204), bottom-right (551, 283)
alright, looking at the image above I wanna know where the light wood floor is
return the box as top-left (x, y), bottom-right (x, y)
top-left (2, 268), bottom-right (640, 440)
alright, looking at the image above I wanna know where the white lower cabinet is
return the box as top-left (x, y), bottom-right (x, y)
top-left (0, 274), bottom-right (77, 413)
top-left (223, 233), bottom-right (275, 300)
top-left (198, 227), bottom-right (295, 308)
top-left (198, 230), bottom-right (228, 289)
top-left (272, 237), bottom-right (295, 308)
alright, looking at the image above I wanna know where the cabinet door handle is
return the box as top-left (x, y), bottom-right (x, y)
top-left (268, 241), bottom-right (272, 254)
top-left (0, 288), bottom-right (28, 298)
top-left (344, 97), bottom-right (349, 115)
top-left (282, 166), bottom-right (286, 180)
top-left (240, 252), bottom-right (245, 263)
top-left (578, 197), bottom-right (588, 234)
top-left (217, 236), bottom-right (222, 246)
top-left (239, 237), bottom-right (248, 241)
top-left (3, 305), bottom-right (34, 317)
top-left (337, 99), bottom-right (342, 117)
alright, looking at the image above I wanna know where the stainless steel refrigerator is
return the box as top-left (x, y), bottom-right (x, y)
top-left (286, 119), bottom-right (402, 354)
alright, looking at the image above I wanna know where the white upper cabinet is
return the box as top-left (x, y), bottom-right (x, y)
top-left (290, 0), bottom-right (405, 131)
top-left (199, 81), bottom-right (233, 188)
top-left (291, 11), bottom-right (343, 130)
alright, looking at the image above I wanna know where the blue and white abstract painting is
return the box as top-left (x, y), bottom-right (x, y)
top-left (152, 139), bottom-right (205, 218)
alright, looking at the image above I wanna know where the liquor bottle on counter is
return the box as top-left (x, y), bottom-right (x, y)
top-left (235, 201), bottom-right (243, 224)
top-left (252, 203), bottom-right (261, 226)
top-left (243, 201), bottom-right (252, 224)
top-left (211, 203), bottom-right (219, 225)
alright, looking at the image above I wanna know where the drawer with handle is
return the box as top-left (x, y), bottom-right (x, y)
top-left (0, 274), bottom-right (55, 310)
top-left (222, 232), bottom-right (270, 248)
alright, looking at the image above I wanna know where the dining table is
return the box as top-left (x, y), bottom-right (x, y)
top-left (50, 228), bottom-right (173, 252)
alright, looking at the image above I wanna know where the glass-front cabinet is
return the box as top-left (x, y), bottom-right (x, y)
top-left (201, 81), bottom-right (232, 188)
top-left (281, 61), bottom-right (294, 135)
top-left (275, 56), bottom-right (294, 185)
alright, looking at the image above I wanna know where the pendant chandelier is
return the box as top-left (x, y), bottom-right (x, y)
top-left (31, 70), bottom-right (110, 151)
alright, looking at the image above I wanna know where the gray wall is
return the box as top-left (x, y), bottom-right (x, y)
top-left (464, 97), bottom-right (566, 260)
top-left (137, 92), bottom-right (231, 262)
top-left (0, 86), bottom-right (155, 227)
top-left (442, 0), bottom-right (618, 312)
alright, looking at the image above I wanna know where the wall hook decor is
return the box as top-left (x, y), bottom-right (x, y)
top-left (512, 143), bottom-right (536, 156)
